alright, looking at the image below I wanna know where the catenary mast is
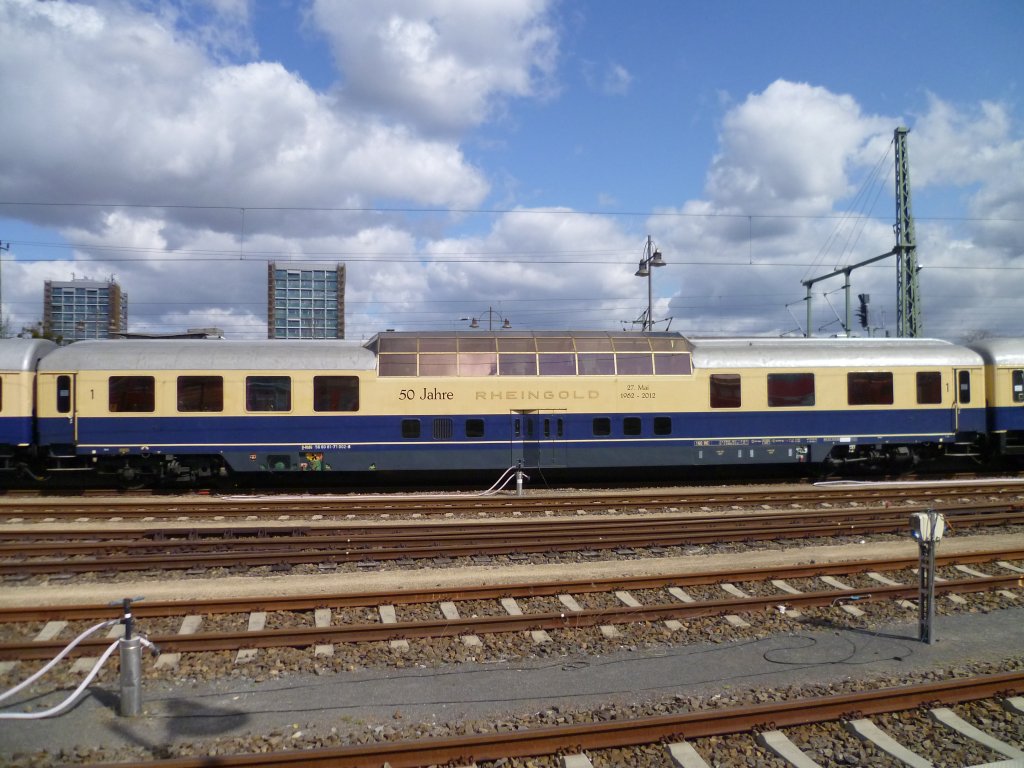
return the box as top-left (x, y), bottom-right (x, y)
top-left (894, 126), bottom-right (922, 337)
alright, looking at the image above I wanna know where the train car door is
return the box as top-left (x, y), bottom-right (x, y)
top-left (952, 368), bottom-right (971, 431)
top-left (510, 409), bottom-right (566, 468)
top-left (40, 373), bottom-right (77, 447)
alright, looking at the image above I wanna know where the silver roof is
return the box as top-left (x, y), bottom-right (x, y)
top-left (688, 336), bottom-right (984, 369)
top-left (965, 338), bottom-right (1024, 366)
top-left (0, 338), bottom-right (58, 372)
top-left (38, 340), bottom-right (378, 372)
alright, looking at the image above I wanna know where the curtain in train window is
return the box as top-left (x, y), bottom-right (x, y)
top-left (710, 374), bottom-right (741, 408)
top-left (767, 373), bottom-right (815, 407)
top-left (847, 372), bottom-right (894, 405)
top-left (313, 376), bottom-right (359, 412)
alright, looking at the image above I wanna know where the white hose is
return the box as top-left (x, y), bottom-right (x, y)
top-left (0, 617), bottom-right (119, 719)
top-left (477, 465), bottom-right (519, 496)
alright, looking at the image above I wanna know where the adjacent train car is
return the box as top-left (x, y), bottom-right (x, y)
top-left (0, 338), bottom-right (57, 472)
top-left (24, 331), bottom-right (991, 485)
top-left (35, 339), bottom-right (377, 484)
top-left (966, 338), bottom-right (1024, 457)
top-left (686, 336), bottom-right (985, 471)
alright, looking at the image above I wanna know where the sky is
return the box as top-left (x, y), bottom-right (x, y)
top-left (0, 0), bottom-right (1022, 342)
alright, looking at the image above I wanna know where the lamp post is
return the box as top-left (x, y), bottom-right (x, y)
top-left (461, 306), bottom-right (511, 331)
top-left (634, 235), bottom-right (665, 332)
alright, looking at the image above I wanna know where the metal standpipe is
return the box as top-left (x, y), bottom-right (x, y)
top-left (910, 510), bottom-right (945, 645)
top-left (113, 596), bottom-right (145, 717)
top-left (515, 460), bottom-right (525, 496)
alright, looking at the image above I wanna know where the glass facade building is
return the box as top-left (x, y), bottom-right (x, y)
top-left (267, 262), bottom-right (345, 339)
top-left (43, 278), bottom-right (128, 341)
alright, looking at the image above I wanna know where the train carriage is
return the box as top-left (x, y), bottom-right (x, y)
top-left (35, 339), bottom-right (378, 483)
top-left (0, 338), bottom-right (57, 472)
top-left (686, 337), bottom-right (985, 470)
top-left (966, 338), bottom-right (1024, 456)
top-left (25, 331), bottom-right (990, 485)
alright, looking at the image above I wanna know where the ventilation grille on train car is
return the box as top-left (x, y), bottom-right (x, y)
top-left (432, 418), bottom-right (454, 440)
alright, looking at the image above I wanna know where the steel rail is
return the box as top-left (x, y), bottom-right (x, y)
top-left (80, 672), bottom-right (1024, 767)
top-left (2, 572), bottom-right (1020, 660)
top-left (2, 546), bottom-right (1021, 623)
top-left (2, 480), bottom-right (1022, 519)
top-left (2, 507), bottom-right (1022, 575)
top-left (2, 499), bottom-right (1020, 544)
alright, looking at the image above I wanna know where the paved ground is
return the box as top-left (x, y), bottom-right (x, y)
top-left (2, 607), bottom-right (1022, 758)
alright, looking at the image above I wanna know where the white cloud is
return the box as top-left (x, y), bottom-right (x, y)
top-left (0, 0), bottom-right (489, 226)
top-left (311, 0), bottom-right (558, 133)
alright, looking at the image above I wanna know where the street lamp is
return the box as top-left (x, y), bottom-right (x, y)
top-left (633, 235), bottom-right (666, 332)
top-left (461, 306), bottom-right (511, 330)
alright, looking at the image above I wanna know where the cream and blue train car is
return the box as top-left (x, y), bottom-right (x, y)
top-left (29, 331), bottom-right (989, 485)
top-left (34, 339), bottom-right (378, 483)
top-left (966, 338), bottom-right (1024, 457)
top-left (0, 338), bottom-right (57, 473)
top-left (684, 336), bottom-right (986, 471)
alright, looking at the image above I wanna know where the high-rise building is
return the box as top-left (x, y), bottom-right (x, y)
top-left (43, 277), bottom-right (128, 341)
top-left (267, 262), bottom-right (345, 339)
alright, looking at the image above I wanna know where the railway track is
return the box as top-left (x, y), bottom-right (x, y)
top-left (2, 478), bottom-right (1023, 520)
top-left (2, 548), bottom-right (1021, 661)
top-left (71, 672), bottom-right (1024, 767)
top-left (2, 501), bottom-right (1022, 577)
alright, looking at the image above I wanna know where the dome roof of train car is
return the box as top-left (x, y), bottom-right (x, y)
top-left (36, 340), bottom-right (378, 371)
top-left (963, 338), bottom-right (1024, 366)
top-left (687, 336), bottom-right (984, 369)
top-left (0, 338), bottom-right (58, 371)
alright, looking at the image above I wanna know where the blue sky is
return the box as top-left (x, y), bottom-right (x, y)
top-left (0, 0), bottom-right (1021, 340)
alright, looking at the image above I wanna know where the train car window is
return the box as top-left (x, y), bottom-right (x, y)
top-left (497, 337), bottom-right (536, 353)
top-left (592, 417), bottom-right (611, 436)
top-left (613, 337), bottom-right (652, 351)
top-left (543, 418), bottom-right (551, 438)
top-left (525, 418), bottom-right (534, 438)
top-left (575, 337), bottom-right (613, 352)
top-left (539, 354), bottom-right (576, 375)
top-left (654, 353), bottom-right (693, 375)
top-left (847, 372), bottom-right (894, 406)
top-left (418, 354), bottom-right (457, 376)
top-left (378, 337), bottom-right (418, 353)
top-left (1013, 370), bottom-right (1024, 403)
top-left (458, 352), bottom-right (496, 376)
top-left (654, 416), bottom-right (672, 435)
top-left (710, 374), bottom-right (741, 408)
top-left (767, 373), bottom-right (815, 407)
top-left (616, 354), bottom-right (653, 375)
top-left (499, 353), bottom-right (537, 376)
top-left (916, 372), bottom-right (943, 405)
top-left (313, 376), bottom-right (359, 412)
top-left (245, 376), bottom-right (291, 412)
top-left (459, 337), bottom-right (497, 353)
top-left (958, 370), bottom-right (971, 404)
top-left (623, 417), bottom-right (642, 435)
top-left (109, 376), bottom-right (155, 412)
top-left (378, 354), bottom-right (417, 377)
top-left (177, 376), bottom-right (224, 412)
top-left (537, 338), bottom-right (574, 353)
top-left (433, 418), bottom-right (454, 440)
top-left (57, 375), bottom-right (71, 414)
top-left (465, 418), bottom-right (485, 438)
top-left (419, 337), bottom-right (457, 353)
top-left (578, 353), bottom-right (615, 375)
top-left (401, 419), bottom-right (421, 438)
top-left (557, 418), bottom-right (564, 437)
